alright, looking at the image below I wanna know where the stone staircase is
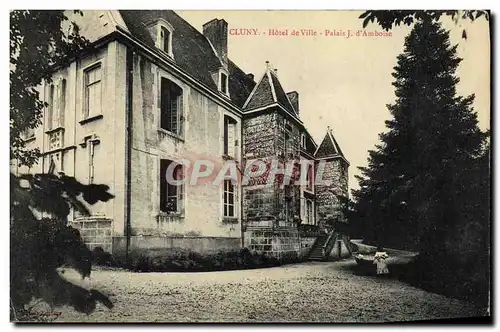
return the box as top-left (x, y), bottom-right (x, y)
top-left (307, 233), bottom-right (329, 261)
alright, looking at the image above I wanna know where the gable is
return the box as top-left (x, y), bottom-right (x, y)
top-left (65, 10), bottom-right (124, 43)
top-left (243, 71), bottom-right (275, 111)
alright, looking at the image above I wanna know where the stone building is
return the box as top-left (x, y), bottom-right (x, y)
top-left (13, 10), bottom-right (348, 259)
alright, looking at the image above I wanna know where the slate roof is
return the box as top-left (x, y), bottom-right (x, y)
top-left (243, 66), bottom-right (296, 114)
top-left (286, 91), bottom-right (299, 115)
top-left (242, 69), bottom-right (275, 111)
top-left (228, 60), bottom-right (256, 108)
top-left (314, 128), bottom-right (346, 159)
top-left (304, 131), bottom-right (317, 156)
top-left (119, 10), bottom-right (255, 107)
top-left (269, 70), bottom-right (296, 114)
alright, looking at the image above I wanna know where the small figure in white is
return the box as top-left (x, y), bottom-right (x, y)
top-left (373, 246), bottom-right (389, 275)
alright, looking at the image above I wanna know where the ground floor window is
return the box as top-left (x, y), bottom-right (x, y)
top-left (223, 179), bottom-right (235, 217)
top-left (160, 159), bottom-right (184, 214)
top-left (306, 199), bottom-right (314, 225)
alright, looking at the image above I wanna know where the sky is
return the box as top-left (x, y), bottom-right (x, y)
top-left (177, 10), bottom-right (491, 193)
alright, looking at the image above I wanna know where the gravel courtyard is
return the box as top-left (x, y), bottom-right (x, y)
top-left (54, 259), bottom-right (486, 323)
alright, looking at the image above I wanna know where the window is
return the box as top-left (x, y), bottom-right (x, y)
top-left (223, 116), bottom-right (237, 158)
top-left (301, 133), bottom-right (307, 149)
top-left (160, 26), bottom-right (171, 54)
top-left (220, 72), bottom-right (228, 94)
top-left (47, 84), bottom-right (54, 130)
top-left (155, 22), bottom-right (174, 57)
top-left (306, 199), bottom-right (313, 225)
top-left (160, 159), bottom-right (184, 214)
top-left (160, 78), bottom-right (183, 135)
top-left (223, 179), bottom-right (235, 217)
top-left (60, 78), bottom-right (66, 125)
top-left (84, 64), bottom-right (102, 118)
top-left (46, 78), bottom-right (67, 130)
top-left (284, 121), bottom-right (295, 157)
top-left (306, 164), bottom-right (313, 191)
top-left (342, 163), bottom-right (348, 178)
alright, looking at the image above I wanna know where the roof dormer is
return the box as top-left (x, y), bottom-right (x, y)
top-left (147, 18), bottom-right (174, 58)
top-left (211, 67), bottom-right (230, 98)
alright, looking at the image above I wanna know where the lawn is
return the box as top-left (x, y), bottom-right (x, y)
top-left (49, 259), bottom-right (486, 322)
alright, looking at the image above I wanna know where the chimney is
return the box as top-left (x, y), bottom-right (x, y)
top-left (203, 18), bottom-right (228, 68)
top-left (287, 91), bottom-right (299, 115)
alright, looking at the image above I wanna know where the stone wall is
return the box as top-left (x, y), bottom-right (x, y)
top-left (242, 112), bottom-right (277, 228)
top-left (242, 110), bottom-right (302, 230)
top-left (73, 217), bottom-right (113, 252)
top-left (243, 112), bottom-right (277, 159)
top-left (244, 229), bottom-right (300, 260)
top-left (243, 230), bottom-right (318, 260)
top-left (299, 236), bottom-right (317, 258)
top-left (315, 157), bottom-right (348, 227)
top-left (112, 236), bottom-right (241, 258)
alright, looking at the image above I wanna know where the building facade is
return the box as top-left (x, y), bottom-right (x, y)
top-left (13, 10), bottom-right (349, 259)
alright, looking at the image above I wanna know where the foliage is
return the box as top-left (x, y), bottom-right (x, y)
top-left (298, 224), bottom-right (322, 238)
top-left (359, 10), bottom-right (489, 31)
top-left (10, 173), bottom-right (115, 321)
top-left (352, 20), bottom-right (488, 248)
top-left (117, 247), bottom-right (292, 273)
top-left (351, 20), bottom-right (490, 309)
top-left (91, 247), bottom-right (117, 267)
top-left (10, 10), bottom-right (90, 167)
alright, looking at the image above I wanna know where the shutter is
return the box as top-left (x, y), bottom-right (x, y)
top-left (178, 165), bottom-right (184, 214)
top-left (223, 118), bottom-right (228, 155)
top-left (84, 73), bottom-right (89, 119)
top-left (47, 85), bottom-right (54, 130)
top-left (60, 79), bottom-right (66, 127)
top-left (170, 92), bottom-right (178, 134)
top-left (53, 83), bottom-right (60, 129)
top-left (160, 159), bottom-right (167, 211)
top-left (228, 122), bottom-right (235, 157)
top-left (178, 91), bottom-right (184, 137)
top-left (160, 79), bottom-right (168, 130)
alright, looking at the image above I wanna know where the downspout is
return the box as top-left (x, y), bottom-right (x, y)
top-left (125, 48), bottom-right (133, 262)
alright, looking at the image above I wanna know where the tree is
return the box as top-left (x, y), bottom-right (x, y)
top-left (352, 20), bottom-right (488, 251)
top-left (10, 11), bottom-right (115, 321)
top-left (10, 10), bottom-right (89, 167)
top-left (11, 172), bottom-right (115, 321)
top-left (359, 10), bottom-right (489, 32)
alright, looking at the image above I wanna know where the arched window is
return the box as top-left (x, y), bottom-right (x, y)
top-left (155, 20), bottom-right (174, 58)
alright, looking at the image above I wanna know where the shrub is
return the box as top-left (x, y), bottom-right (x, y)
top-left (91, 246), bottom-right (116, 266)
top-left (120, 247), bottom-right (291, 272)
top-left (10, 173), bottom-right (114, 320)
top-left (399, 251), bottom-right (490, 310)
